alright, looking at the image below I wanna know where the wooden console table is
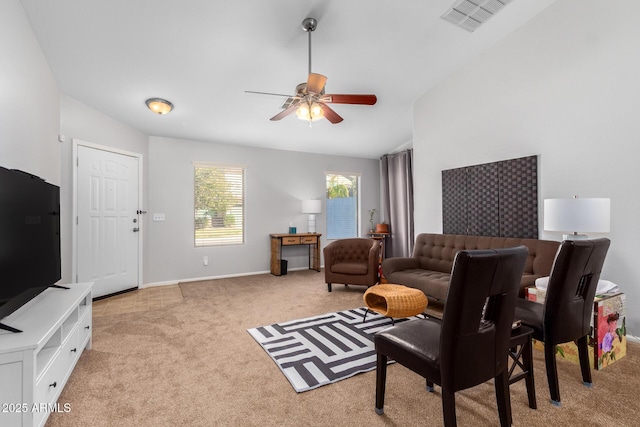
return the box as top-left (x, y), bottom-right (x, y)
top-left (270, 233), bottom-right (321, 276)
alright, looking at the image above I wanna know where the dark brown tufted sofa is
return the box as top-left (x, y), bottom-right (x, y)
top-left (324, 238), bottom-right (380, 292)
top-left (382, 233), bottom-right (560, 302)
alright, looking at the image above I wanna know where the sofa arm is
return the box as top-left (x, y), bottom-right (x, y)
top-left (382, 257), bottom-right (421, 277)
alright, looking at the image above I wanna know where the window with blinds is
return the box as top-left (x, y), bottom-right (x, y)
top-left (194, 163), bottom-right (245, 246)
top-left (325, 172), bottom-right (361, 239)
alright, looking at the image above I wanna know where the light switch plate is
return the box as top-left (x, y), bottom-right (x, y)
top-left (153, 213), bottom-right (165, 221)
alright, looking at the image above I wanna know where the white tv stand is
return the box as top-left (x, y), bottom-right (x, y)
top-left (0, 282), bottom-right (93, 427)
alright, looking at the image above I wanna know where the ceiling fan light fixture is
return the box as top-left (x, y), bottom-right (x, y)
top-left (296, 101), bottom-right (324, 122)
top-left (145, 98), bottom-right (173, 115)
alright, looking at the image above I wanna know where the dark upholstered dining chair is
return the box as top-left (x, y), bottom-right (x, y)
top-left (514, 238), bottom-right (610, 406)
top-left (323, 238), bottom-right (380, 292)
top-left (374, 246), bottom-right (528, 427)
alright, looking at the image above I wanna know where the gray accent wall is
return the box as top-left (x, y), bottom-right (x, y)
top-left (147, 137), bottom-right (380, 284)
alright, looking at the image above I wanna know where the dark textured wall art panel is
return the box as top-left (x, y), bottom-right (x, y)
top-left (441, 155), bottom-right (538, 239)
top-left (467, 162), bottom-right (500, 236)
top-left (498, 156), bottom-right (538, 238)
top-left (442, 168), bottom-right (467, 234)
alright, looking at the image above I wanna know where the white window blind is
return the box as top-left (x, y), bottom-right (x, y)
top-left (325, 172), bottom-right (361, 239)
top-left (194, 163), bottom-right (245, 246)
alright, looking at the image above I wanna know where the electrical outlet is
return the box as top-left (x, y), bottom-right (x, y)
top-left (203, 255), bottom-right (208, 266)
top-left (153, 213), bottom-right (165, 221)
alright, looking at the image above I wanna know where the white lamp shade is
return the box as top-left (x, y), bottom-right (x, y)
top-left (544, 198), bottom-right (610, 233)
top-left (301, 199), bottom-right (322, 214)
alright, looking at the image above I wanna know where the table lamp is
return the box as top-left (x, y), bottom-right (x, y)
top-left (301, 200), bottom-right (322, 233)
top-left (544, 196), bottom-right (610, 240)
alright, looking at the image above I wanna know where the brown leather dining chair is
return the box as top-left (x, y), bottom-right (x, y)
top-left (323, 238), bottom-right (380, 292)
top-left (374, 246), bottom-right (528, 427)
top-left (514, 238), bottom-right (610, 406)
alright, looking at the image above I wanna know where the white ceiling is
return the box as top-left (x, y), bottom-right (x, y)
top-left (19, 0), bottom-right (557, 159)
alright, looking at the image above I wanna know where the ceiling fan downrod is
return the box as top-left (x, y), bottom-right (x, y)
top-left (302, 17), bottom-right (317, 76)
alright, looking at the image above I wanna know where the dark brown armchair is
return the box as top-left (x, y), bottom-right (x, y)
top-left (323, 238), bottom-right (380, 292)
top-left (374, 246), bottom-right (528, 426)
top-left (514, 238), bottom-right (610, 406)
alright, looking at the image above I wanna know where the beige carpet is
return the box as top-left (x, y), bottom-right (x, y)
top-left (47, 270), bottom-right (640, 426)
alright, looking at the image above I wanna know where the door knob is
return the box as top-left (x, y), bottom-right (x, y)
top-left (133, 227), bottom-right (140, 232)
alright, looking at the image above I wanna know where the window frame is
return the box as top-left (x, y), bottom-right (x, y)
top-left (325, 171), bottom-right (362, 240)
top-left (193, 162), bottom-right (246, 247)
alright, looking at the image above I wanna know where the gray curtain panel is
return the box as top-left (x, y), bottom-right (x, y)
top-left (380, 149), bottom-right (414, 258)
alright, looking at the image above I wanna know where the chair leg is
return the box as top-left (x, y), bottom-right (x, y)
top-left (523, 335), bottom-right (537, 409)
top-left (544, 342), bottom-right (562, 406)
top-left (327, 283), bottom-right (332, 292)
top-left (576, 335), bottom-right (593, 387)
top-left (375, 353), bottom-right (387, 415)
top-left (441, 388), bottom-right (457, 427)
top-left (494, 371), bottom-right (512, 427)
top-left (426, 380), bottom-right (435, 392)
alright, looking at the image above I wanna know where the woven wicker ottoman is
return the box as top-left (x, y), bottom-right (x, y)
top-left (363, 284), bottom-right (428, 323)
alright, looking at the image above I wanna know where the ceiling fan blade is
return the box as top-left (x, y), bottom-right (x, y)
top-left (306, 73), bottom-right (327, 94)
top-left (270, 101), bottom-right (302, 121)
top-left (320, 103), bottom-right (343, 124)
top-left (245, 90), bottom-right (294, 98)
top-left (322, 94), bottom-right (377, 105)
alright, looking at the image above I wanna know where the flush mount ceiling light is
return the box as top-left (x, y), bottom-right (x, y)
top-left (442, 0), bottom-right (513, 32)
top-left (145, 98), bottom-right (174, 115)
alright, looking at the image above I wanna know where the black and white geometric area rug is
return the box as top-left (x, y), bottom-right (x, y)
top-left (247, 307), bottom-right (410, 393)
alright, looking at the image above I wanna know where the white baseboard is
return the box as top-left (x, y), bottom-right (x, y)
top-left (140, 267), bottom-right (316, 289)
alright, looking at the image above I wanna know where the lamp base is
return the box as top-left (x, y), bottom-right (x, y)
top-left (563, 233), bottom-right (588, 241)
top-left (308, 214), bottom-right (316, 234)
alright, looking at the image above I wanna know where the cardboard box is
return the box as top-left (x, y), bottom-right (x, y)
top-left (525, 287), bottom-right (626, 370)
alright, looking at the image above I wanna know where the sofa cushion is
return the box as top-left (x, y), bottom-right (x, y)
top-left (387, 269), bottom-right (451, 302)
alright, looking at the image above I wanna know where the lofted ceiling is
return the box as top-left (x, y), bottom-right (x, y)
top-left (19, 0), bottom-right (557, 159)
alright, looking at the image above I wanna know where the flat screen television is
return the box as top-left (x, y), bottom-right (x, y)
top-left (0, 166), bottom-right (62, 333)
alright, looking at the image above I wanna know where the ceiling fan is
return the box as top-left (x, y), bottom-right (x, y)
top-left (246, 17), bottom-right (377, 125)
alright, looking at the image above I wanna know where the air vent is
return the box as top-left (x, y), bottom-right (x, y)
top-left (441, 0), bottom-right (513, 32)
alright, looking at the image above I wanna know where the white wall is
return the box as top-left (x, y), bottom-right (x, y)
top-left (59, 95), bottom-right (149, 284)
top-left (413, 0), bottom-right (640, 333)
top-left (0, 0), bottom-right (59, 184)
top-left (147, 136), bottom-right (380, 285)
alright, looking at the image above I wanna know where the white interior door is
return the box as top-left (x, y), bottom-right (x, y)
top-left (76, 145), bottom-right (140, 298)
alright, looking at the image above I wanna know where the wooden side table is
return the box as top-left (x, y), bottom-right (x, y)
top-left (269, 233), bottom-right (321, 276)
top-left (367, 232), bottom-right (390, 261)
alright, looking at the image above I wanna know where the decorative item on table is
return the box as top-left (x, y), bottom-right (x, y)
top-left (526, 287), bottom-right (626, 369)
top-left (301, 199), bottom-right (322, 233)
top-left (368, 208), bottom-right (377, 232)
top-left (375, 223), bottom-right (389, 233)
top-left (544, 196), bottom-right (610, 240)
top-left (289, 222), bottom-right (296, 234)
